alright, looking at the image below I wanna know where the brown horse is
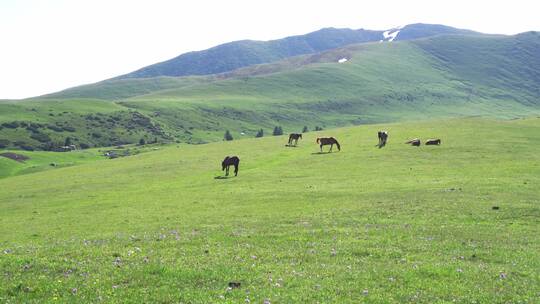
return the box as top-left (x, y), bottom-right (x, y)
top-left (222, 156), bottom-right (240, 176)
top-left (288, 133), bottom-right (302, 146)
top-left (377, 131), bottom-right (388, 148)
top-left (316, 137), bottom-right (341, 152)
top-left (405, 139), bottom-right (421, 147)
top-left (425, 139), bottom-right (441, 145)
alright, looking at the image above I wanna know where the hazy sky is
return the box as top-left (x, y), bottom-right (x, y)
top-left (1, 0), bottom-right (539, 99)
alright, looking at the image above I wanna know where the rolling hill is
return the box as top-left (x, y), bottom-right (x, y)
top-left (0, 26), bottom-right (539, 151)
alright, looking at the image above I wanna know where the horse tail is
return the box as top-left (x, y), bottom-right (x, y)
top-left (316, 138), bottom-right (320, 144)
top-left (334, 139), bottom-right (341, 151)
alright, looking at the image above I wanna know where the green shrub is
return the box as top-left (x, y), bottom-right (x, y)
top-left (255, 129), bottom-right (264, 138)
top-left (0, 139), bottom-right (10, 148)
top-left (224, 130), bottom-right (233, 141)
top-left (1, 121), bottom-right (20, 129)
top-left (30, 132), bottom-right (52, 143)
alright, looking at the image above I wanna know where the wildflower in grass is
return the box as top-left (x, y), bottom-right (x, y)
top-left (71, 288), bottom-right (78, 295)
top-left (264, 299), bottom-right (271, 304)
top-left (499, 272), bottom-right (507, 279)
top-left (362, 289), bottom-right (369, 296)
top-left (457, 268), bottom-right (463, 273)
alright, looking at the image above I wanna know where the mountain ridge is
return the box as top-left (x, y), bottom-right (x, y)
top-left (115, 23), bottom-right (480, 80)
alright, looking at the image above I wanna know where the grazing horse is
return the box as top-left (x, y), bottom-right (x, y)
top-left (405, 139), bottom-right (421, 146)
top-left (222, 156), bottom-right (240, 176)
top-left (425, 139), bottom-right (441, 145)
top-left (316, 137), bottom-right (341, 152)
top-left (377, 131), bottom-right (388, 148)
top-left (288, 133), bottom-right (302, 146)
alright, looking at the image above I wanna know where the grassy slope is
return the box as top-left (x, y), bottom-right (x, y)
top-left (0, 149), bottom-right (102, 178)
top-left (123, 38), bottom-right (539, 141)
top-left (42, 76), bottom-right (211, 100)
top-left (0, 99), bottom-right (172, 150)
top-left (1, 118), bottom-right (539, 302)
top-left (1, 34), bottom-right (539, 149)
top-left (415, 32), bottom-right (540, 104)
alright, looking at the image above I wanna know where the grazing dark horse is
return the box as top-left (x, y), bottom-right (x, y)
top-left (316, 137), bottom-right (341, 152)
top-left (288, 133), bottom-right (302, 146)
top-left (377, 131), bottom-right (388, 148)
top-left (405, 139), bottom-right (421, 147)
top-left (222, 156), bottom-right (240, 176)
top-left (425, 139), bottom-right (441, 145)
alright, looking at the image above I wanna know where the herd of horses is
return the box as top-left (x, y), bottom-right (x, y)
top-left (222, 131), bottom-right (441, 176)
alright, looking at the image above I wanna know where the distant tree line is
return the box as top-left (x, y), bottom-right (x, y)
top-left (221, 125), bottom-right (325, 141)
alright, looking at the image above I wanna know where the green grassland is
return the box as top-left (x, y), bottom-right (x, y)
top-left (0, 144), bottom-right (163, 179)
top-left (1, 33), bottom-right (539, 150)
top-left (0, 149), bottom-right (101, 179)
top-left (1, 117), bottom-right (539, 302)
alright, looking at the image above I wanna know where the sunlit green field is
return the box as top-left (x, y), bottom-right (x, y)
top-left (1, 117), bottom-right (539, 303)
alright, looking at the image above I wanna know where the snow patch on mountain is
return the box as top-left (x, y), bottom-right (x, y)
top-left (382, 25), bottom-right (404, 42)
top-left (338, 58), bottom-right (348, 63)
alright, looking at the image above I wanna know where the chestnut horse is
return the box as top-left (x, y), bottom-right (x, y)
top-left (316, 137), bottom-right (341, 152)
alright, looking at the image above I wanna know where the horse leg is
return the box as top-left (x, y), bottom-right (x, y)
top-left (225, 165), bottom-right (229, 176)
top-left (330, 144), bottom-right (333, 152)
top-left (234, 164), bottom-right (238, 176)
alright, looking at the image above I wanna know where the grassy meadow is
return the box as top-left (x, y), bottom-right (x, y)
top-left (1, 117), bottom-right (539, 302)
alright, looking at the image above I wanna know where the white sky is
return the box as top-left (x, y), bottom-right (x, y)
top-left (1, 0), bottom-right (539, 99)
